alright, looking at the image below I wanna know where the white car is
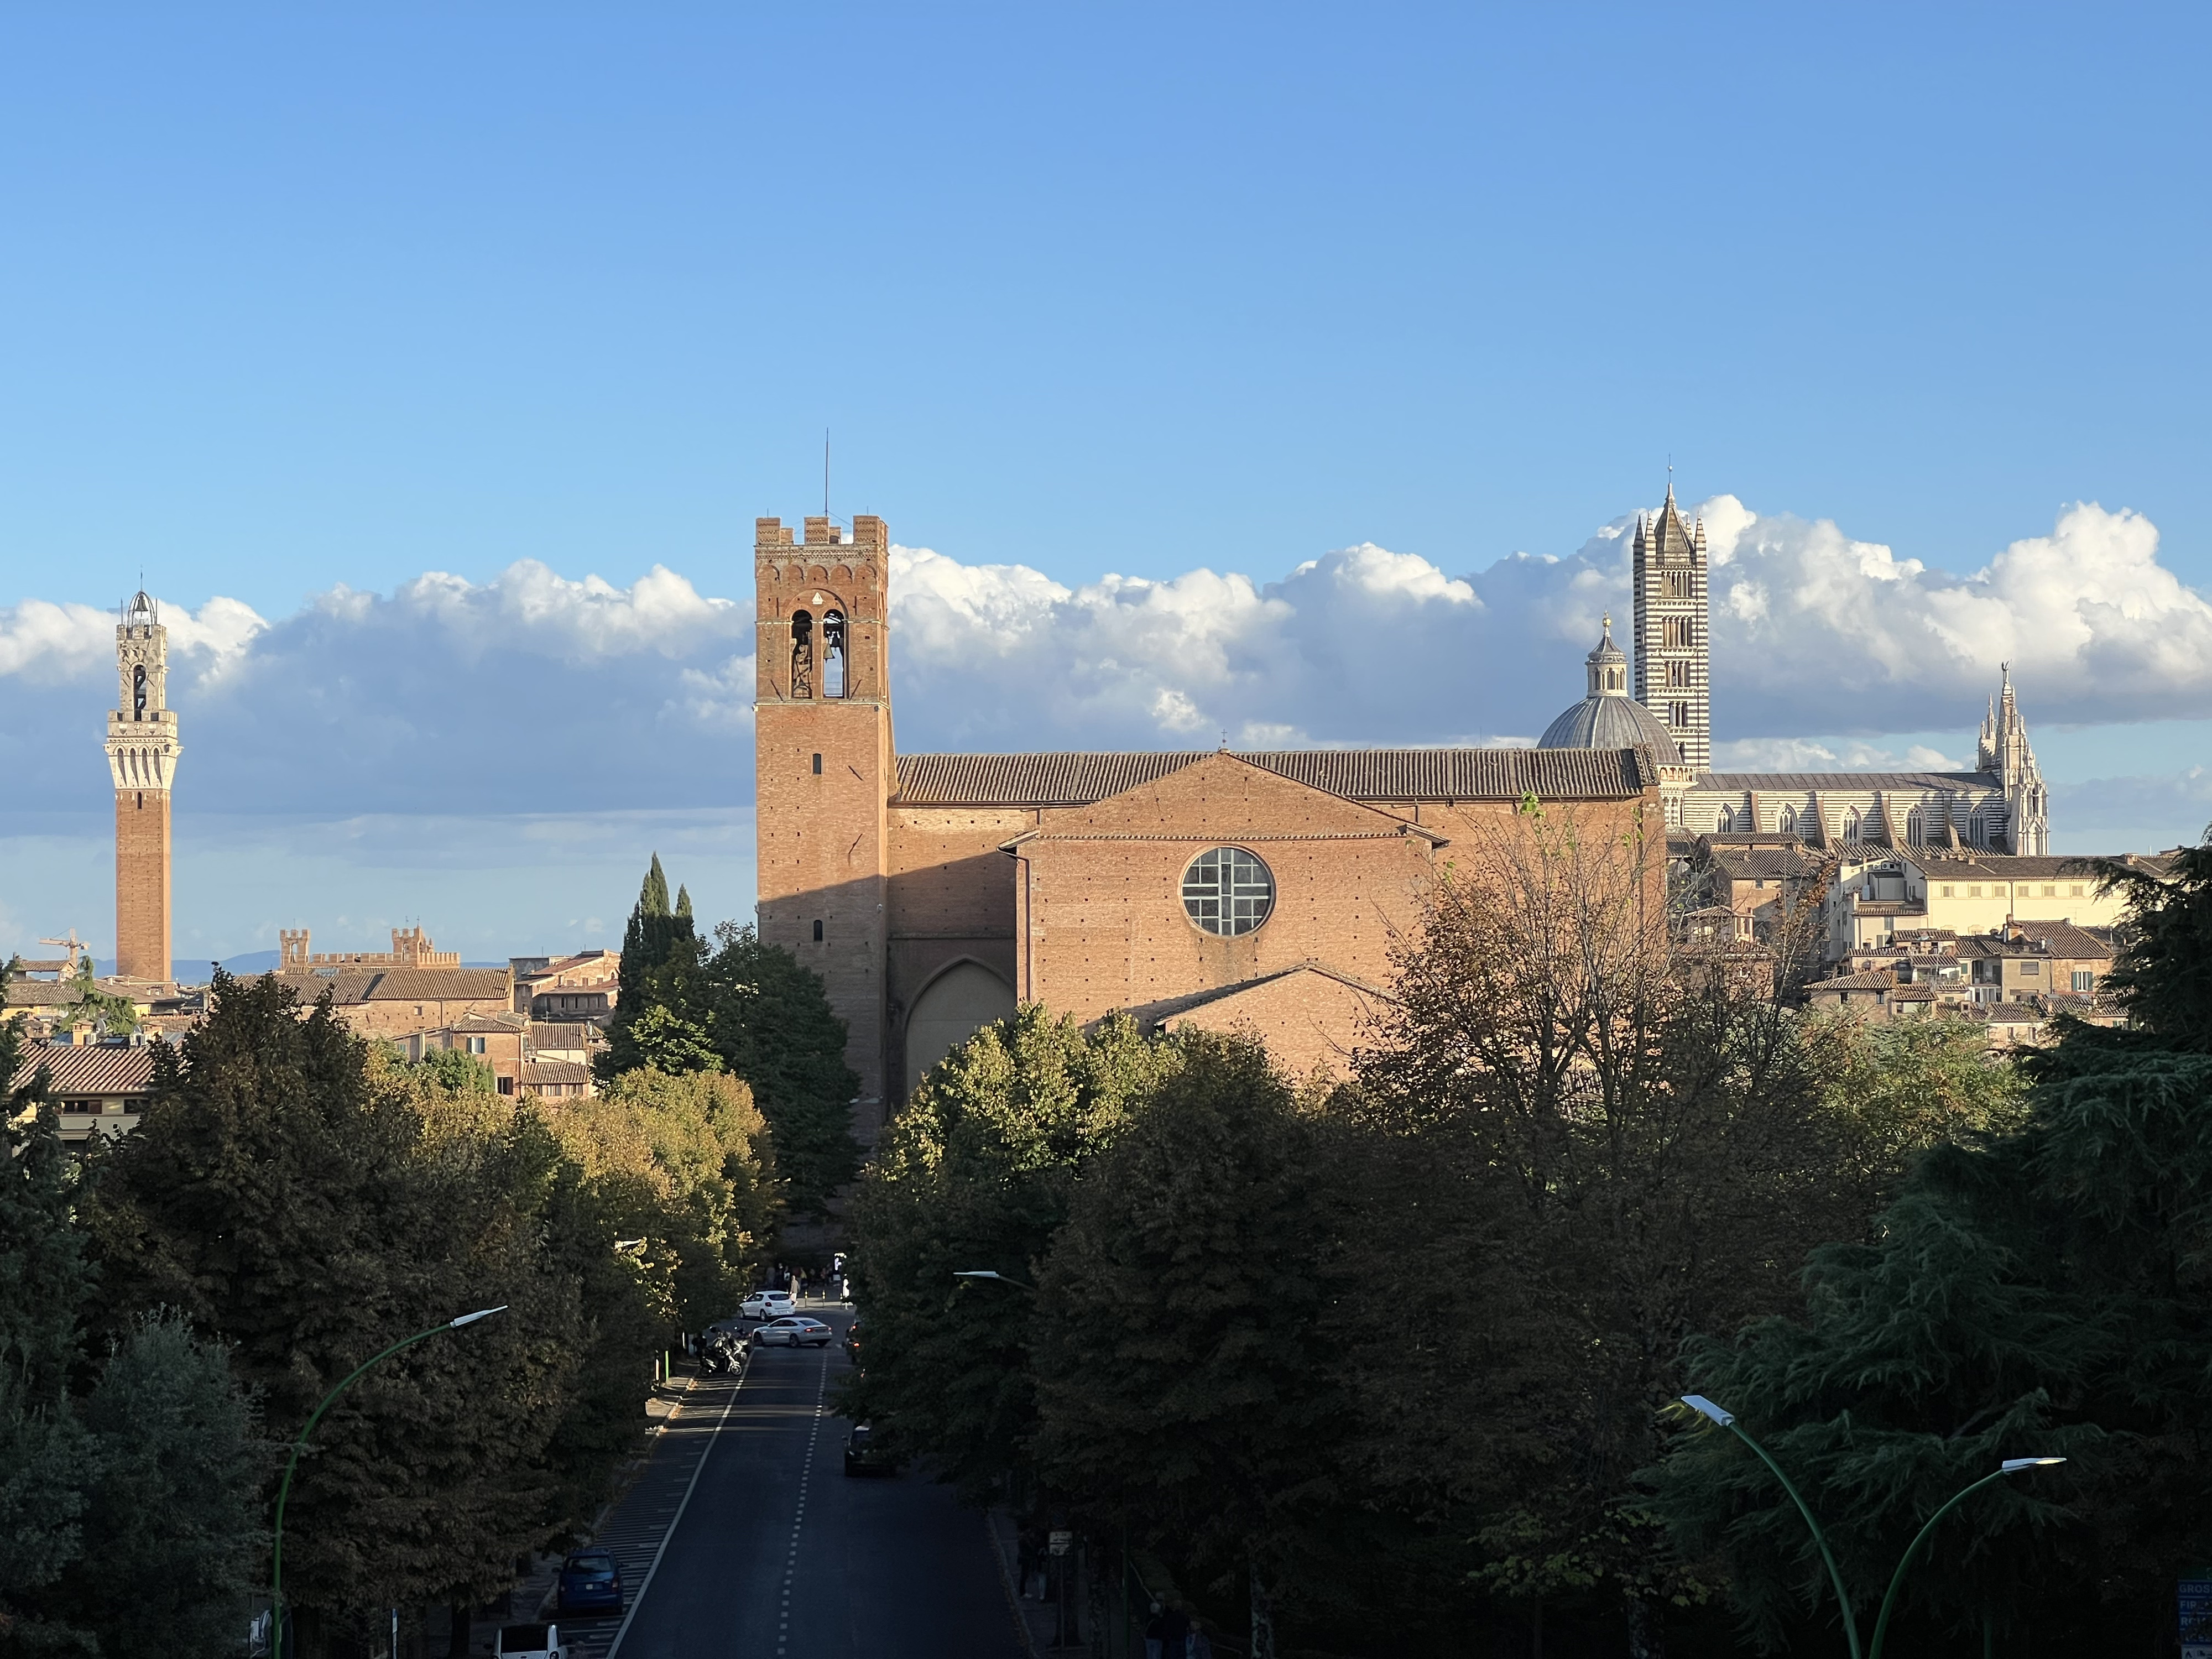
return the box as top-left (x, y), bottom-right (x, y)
top-left (494, 1624), bottom-right (562, 1658)
top-left (753, 1316), bottom-right (834, 1347)
top-left (739, 1290), bottom-right (796, 1321)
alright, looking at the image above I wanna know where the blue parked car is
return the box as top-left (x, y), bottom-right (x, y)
top-left (556, 1549), bottom-right (623, 1615)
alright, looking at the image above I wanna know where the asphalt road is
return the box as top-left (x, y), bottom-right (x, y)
top-left (568, 1306), bottom-right (1024, 1659)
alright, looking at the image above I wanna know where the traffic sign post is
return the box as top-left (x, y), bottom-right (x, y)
top-left (2179, 1575), bottom-right (2212, 1659)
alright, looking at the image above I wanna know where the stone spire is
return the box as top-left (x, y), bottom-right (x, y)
top-left (1975, 664), bottom-right (2048, 855)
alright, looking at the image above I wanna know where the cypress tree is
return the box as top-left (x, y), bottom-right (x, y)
top-left (601, 854), bottom-right (703, 1081)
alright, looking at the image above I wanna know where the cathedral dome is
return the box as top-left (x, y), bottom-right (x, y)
top-left (1538, 614), bottom-right (1684, 765)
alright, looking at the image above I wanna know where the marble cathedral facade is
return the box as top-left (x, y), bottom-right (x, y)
top-left (1541, 486), bottom-right (2051, 855)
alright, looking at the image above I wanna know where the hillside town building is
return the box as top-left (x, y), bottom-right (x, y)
top-left (751, 513), bottom-right (1668, 1141)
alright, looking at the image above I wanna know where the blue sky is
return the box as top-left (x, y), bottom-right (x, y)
top-left (2, 5), bottom-right (2207, 963)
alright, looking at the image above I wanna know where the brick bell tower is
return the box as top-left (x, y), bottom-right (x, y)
top-left (753, 514), bottom-right (893, 1139)
top-left (106, 591), bottom-right (181, 983)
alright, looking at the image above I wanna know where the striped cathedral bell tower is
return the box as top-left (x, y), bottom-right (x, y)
top-left (1631, 481), bottom-right (1712, 773)
top-left (106, 591), bottom-right (181, 983)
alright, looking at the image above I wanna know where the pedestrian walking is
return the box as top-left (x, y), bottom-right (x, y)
top-left (1186, 1622), bottom-right (1213, 1659)
top-left (1142, 1602), bottom-right (1166, 1659)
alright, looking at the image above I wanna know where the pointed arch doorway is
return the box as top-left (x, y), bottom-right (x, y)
top-left (904, 961), bottom-right (1016, 1096)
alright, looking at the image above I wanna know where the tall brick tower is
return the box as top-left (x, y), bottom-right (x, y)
top-left (1631, 482), bottom-right (1712, 773)
top-left (106, 591), bottom-right (181, 983)
top-left (753, 514), bottom-right (893, 1138)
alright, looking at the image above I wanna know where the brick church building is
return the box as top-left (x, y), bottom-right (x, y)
top-left (751, 514), bottom-right (1668, 1142)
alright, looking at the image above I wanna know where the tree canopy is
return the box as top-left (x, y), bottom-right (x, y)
top-left (1654, 830), bottom-right (2212, 1654)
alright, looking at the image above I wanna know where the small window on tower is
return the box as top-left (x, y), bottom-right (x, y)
top-left (812, 920), bottom-right (825, 942)
top-left (812, 753), bottom-right (822, 775)
top-left (1667, 660), bottom-right (1690, 688)
top-left (1670, 701), bottom-right (1689, 727)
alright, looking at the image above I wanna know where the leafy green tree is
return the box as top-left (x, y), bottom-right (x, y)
top-left (0, 1022), bottom-right (96, 1654)
top-left (845, 1006), bottom-right (1168, 1495)
top-left (54, 963), bottom-right (140, 1042)
top-left (695, 922), bottom-right (861, 1215)
top-left (49, 1312), bottom-right (267, 1658)
top-left (1797, 1010), bottom-right (2030, 1210)
top-left (1334, 804), bottom-right (1874, 1653)
top-left (1030, 1032), bottom-right (1340, 1657)
top-left (85, 973), bottom-right (583, 1646)
top-left (541, 1066), bottom-right (781, 1328)
top-left (1653, 828), bottom-right (2212, 1653)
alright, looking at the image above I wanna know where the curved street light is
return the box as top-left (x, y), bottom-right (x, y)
top-left (1679, 1395), bottom-right (2065, 1659)
top-left (1867, 1456), bottom-right (2066, 1659)
top-left (270, 1306), bottom-right (507, 1656)
top-left (1681, 1395), bottom-right (1862, 1659)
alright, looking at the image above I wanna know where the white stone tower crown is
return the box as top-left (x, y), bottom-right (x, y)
top-left (106, 591), bottom-right (181, 792)
top-left (1631, 482), bottom-right (1712, 774)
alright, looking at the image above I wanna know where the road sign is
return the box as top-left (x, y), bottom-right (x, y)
top-left (2180, 1577), bottom-right (2212, 1659)
top-left (1048, 1529), bottom-right (1073, 1556)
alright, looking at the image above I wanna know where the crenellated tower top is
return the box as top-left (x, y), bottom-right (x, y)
top-left (753, 513), bottom-right (891, 705)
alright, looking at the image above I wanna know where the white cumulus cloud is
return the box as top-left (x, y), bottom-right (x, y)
top-left (2, 497), bottom-right (2206, 830)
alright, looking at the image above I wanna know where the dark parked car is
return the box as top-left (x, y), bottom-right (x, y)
top-left (843, 1421), bottom-right (901, 1477)
top-left (556, 1548), bottom-right (623, 1615)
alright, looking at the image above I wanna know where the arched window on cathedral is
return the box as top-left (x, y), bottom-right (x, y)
top-left (1903, 808), bottom-right (1924, 845)
top-left (1842, 808), bottom-right (1862, 841)
top-left (822, 609), bottom-right (848, 698)
top-left (790, 609), bottom-right (815, 699)
top-left (1777, 805), bottom-right (1797, 834)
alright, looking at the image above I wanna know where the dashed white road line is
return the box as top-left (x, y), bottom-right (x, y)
top-left (777, 1349), bottom-right (831, 1657)
top-left (603, 1370), bottom-right (744, 1659)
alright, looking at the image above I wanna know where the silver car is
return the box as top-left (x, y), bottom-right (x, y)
top-left (753, 1316), bottom-right (834, 1348)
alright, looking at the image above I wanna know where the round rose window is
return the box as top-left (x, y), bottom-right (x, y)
top-left (1181, 846), bottom-right (1274, 937)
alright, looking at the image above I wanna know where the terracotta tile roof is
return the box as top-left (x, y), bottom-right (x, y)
top-left (9, 1044), bottom-right (159, 1098)
top-left (3, 980), bottom-right (82, 1008)
top-left (1709, 848), bottom-right (1820, 879)
top-left (1911, 853), bottom-right (2121, 880)
top-left (1806, 969), bottom-right (1899, 992)
top-left (1700, 770), bottom-right (1997, 791)
top-left (2007, 921), bottom-right (2114, 959)
top-left (1886, 983), bottom-right (1938, 1002)
top-left (894, 747), bottom-right (1655, 807)
top-left (519, 1060), bottom-right (593, 1086)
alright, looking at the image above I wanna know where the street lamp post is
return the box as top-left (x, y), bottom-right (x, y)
top-left (1866, 1458), bottom-right (2065, 1659)
top-left (1679, 1396), bottom-right (2064, 1659)
top-left (269, 1306), bottom-right (507, 1658)
top-left (1681, 1395), bottom-right (1862, 1659)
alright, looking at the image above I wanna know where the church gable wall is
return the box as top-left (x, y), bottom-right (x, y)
top-left (1051, 751), bottom-right (1422, 839)
top-left (1158, 967), bottom-right (1391, 1084)
top-left (1015, 825), bottom-right (1431, 1023)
